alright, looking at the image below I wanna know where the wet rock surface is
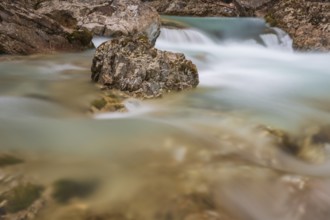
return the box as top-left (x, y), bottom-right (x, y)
top-left (37, 0), bottom-right (161, 45)
top-left (0, 154), bottom-right (45, 220)
top-left (0, 1), bottom-right (93, 55)
top-left (1, 122), bottom-right (330, 219)
top-left (260, 125), bottom-right (330, 164)
top-left (259, 0), bottom-right (330, 51)
top-left (91, 36), bottom-right (199, 98)
top-left (89, 89), bottom-right (129, 113)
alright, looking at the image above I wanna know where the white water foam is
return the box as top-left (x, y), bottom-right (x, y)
top-left (94, 99), bottom-right (156, 119)
top-left (260, 27), bottom-right (293, 51)
top-left (158, 27), bottom-right (215, 44)
top-left (92, 36), bottom-right (111, 48)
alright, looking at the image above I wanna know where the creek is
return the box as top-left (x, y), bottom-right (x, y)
top-left (1, 17), bottom-right (330, 220)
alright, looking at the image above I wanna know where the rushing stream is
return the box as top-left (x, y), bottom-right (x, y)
top-left (1, 17), bottom-right (330, 220)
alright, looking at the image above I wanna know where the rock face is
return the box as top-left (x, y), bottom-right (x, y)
top-left (37, 0), bottom-right (161, 45)
top-left (0, 2), bottom-right (93, 55)
top-left (142, 0), bottom-right (240, 17)
top-left (260, 0), bottom-right (330, 51)
top-left (141, 0), bottom-right (273, 17)
top-left (91, 36), bottom-right (199, 98)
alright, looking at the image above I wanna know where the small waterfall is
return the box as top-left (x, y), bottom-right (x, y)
top-left (159, 16), bottom-right (293, 51)
top-left (92, 36), bottom-right (111, 48)
top-left (158, 27), bottom-right (215, 44)
top-left (260, 27), bottom-right (293, 51)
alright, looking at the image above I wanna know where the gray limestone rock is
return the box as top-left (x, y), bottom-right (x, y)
top-left (91, 36), bottom-right (199, 98)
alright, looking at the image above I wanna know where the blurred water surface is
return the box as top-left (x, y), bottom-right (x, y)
top-left (1, 17), bottom-right (330, 220)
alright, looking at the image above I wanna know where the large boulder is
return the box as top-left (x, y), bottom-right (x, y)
top-left (0, 2), bottom-right (93, 55)
top-left (37, 0), bottom-right (161, 45)
top-left (91, 36), bottom-right (199, 98)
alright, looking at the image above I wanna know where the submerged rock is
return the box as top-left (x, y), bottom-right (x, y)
top-left (89, 89), bottom-right (129, 113)
top-left (0, 183), bottom-right (43, 213)
top-left (260, 125), bottom-right (330, 164)
top-left (0, 183), bottom-right (45, 220)
top-left (91, 36), bottom-right (199, 98)
top-left (52, 179), bottom-right (98, 204)
top-left (0, 2), bottom-right (93, 55)
top-left (0, 155), bottom-right (23, 167)
top-left (37, 0), bottom-right (161, 45)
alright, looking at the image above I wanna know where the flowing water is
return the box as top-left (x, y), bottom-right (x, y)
top-left (1, 17), bottom-right (330, 220)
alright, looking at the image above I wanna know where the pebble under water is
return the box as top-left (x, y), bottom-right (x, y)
top-left (1, 17), bottom-right (330, 220)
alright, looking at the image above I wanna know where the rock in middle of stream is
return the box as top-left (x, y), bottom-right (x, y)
top-left (91, 36), bottom-right (199, 98)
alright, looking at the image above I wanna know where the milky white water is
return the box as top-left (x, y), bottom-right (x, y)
top-left (1, 17), bottom-right (330, 220)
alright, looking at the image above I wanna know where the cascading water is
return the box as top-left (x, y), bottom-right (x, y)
top-left (1, 16), bottom-right (330, 220)
top-left (156, 17), bottom-right (329, 129)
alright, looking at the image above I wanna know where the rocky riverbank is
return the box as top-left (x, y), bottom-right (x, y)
top-left (0, 0), bottom-right (161, 55)
top-left (0, 1), bottom-right (93, 55)
top-left (36, 0), bottom-right (161, 45)
top-left (143, 0), bottom-right (329, 51)
top-left (260, 0), bottom-right (330, 51)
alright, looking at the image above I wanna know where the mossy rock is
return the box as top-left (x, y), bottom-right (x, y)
top-left (67, 29), bottom-right (93, 46)
top-left (0, 183), bottom-right (43, 213)
top-left (0, 155), bottom-right (23, 167)
top-left (90, 90), bottom-right (129, 113)
top-left (52, 179), bottom-right (98, 203)
top-left (264, 13), bottom-right (279, 27)
top-left (91, 98), bottom-right (107, 110)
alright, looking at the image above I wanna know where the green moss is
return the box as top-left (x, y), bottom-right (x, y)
top-left (161, 19), bottom-right (189, 29)
top-left (0, 155), bottom-right (23, 167)
top-left (67, 29), bottom-right (93, 45)
top-left (265, 13), bottom-right (278, 27)
top-left (52, 179), bottom-right (98, 203)
top-left (137, 34), bottom-right (149, 43)
top-left (91, 98), bottom-right (107, 110)
top-left (1, 183), bottom-right (43, 213)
